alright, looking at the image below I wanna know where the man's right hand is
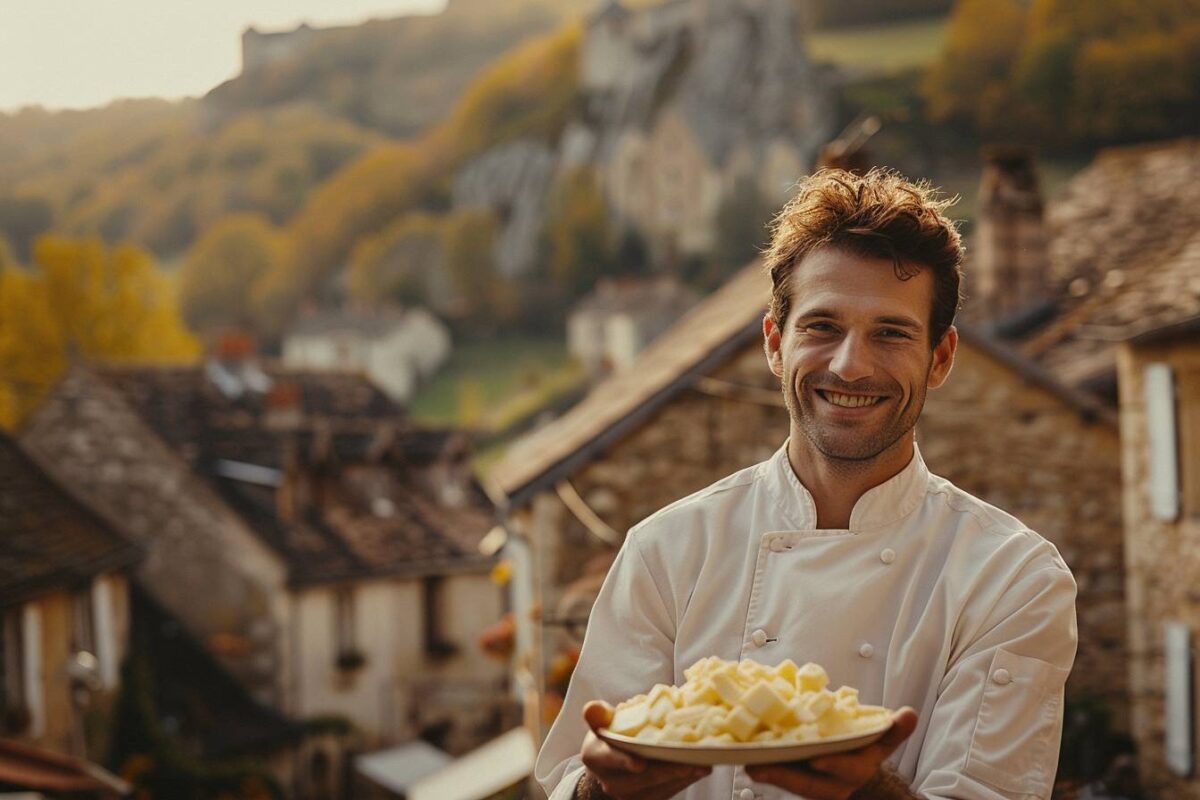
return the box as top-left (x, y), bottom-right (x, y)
top-left (577, 700), bottom-right (711, 799)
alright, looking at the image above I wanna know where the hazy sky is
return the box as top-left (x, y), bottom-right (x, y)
top-left (0, 0), bottom-right (445, 112)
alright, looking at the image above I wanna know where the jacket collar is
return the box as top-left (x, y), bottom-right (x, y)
top-left (765, 438), bottom-right (930, 532)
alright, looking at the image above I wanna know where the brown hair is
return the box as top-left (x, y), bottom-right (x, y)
top-left (763, 168), bottom-right (965, 347)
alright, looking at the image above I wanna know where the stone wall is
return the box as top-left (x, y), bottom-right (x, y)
top-left (920, 341), bottom-right (1128, 733)
top-left (1117, 340), bottom-right (1200, 799)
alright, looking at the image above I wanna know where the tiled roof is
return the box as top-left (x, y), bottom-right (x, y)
top-left (1016, 138), bottom-right (1200, 387)
top-left (95, 365), bottom-right (494, 584)
top-left (0, 433), bottom-right (140, 608)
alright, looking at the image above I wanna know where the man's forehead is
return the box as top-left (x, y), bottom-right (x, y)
top-left (787, 248), bottom-right (933, 322)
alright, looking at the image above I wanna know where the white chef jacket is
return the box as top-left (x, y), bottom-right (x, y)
top-left (535, 443), bottom-right (1077, 800)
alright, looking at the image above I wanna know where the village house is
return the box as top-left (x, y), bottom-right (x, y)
top-left (976, 137), bottom-right (1200, 798)
top-left (18, 348), bottom-right (511, 797)
top-left (488, 258), bottom-right (1126, 761)
top-left (282, 307), bottom-right (453, 404)
top-left (0, 432), bottom-right (138, 796)
top-left (566, 277), bottom-right (700, 378)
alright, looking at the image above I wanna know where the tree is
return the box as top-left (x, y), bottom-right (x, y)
top-left (348, 212), bottom-right (444, 307)
top-left (441, 210), bottom-right (516, 330)
top-left (0, 236), bottom-right (199, 428)
top-left (179, 213), bottom-right (287, 333)
top-left (543, 166), bottom-right (614, 298)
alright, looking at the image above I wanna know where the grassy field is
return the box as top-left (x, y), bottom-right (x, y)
top-left (807, 16), bottom-right (948, 73)
top-left (409, 336), bottom-right (578, 428)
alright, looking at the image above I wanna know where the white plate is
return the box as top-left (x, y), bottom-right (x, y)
top-left (597, 719), bottom-right (893, 766)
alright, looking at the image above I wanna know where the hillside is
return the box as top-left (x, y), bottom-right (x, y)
top-left (204, 0), bottom-right (596, 137)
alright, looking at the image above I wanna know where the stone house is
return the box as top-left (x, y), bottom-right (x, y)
top-left (566, 277), bottom-right (700, 378)
top-left (1118, 315), bottom-right (1200, 798)
top-left (0, 432), bottom-right (140, 764)
top-left (488, 260), bottom-right (1127, 747)
top-left (282, 307), bottom-right (452, 403)
top-left (19, 359), bottom-right (510, 795)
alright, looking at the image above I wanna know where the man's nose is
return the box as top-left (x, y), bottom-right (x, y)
top-left (828, 334), bottom-right (875, 383)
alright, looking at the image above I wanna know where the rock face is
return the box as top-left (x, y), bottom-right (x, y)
top-left (452, 140), bottom-right (557, 279)
top-left (455, 0), bottom-right (836, 275)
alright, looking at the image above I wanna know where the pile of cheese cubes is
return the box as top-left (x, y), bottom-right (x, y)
top-left (605, 657), bottom-right (890, 746)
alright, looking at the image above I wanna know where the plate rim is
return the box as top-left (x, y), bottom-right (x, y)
top-left (597, 714), bottom-right (894, 753)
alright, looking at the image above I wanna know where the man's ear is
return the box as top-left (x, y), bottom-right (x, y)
top-left (763, 315), bottom-right (784, 378)
top-left (927, 325), bottom-right (958, 389)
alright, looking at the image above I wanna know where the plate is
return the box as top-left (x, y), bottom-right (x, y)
top-left (596, 719), bottom-right (893, 766)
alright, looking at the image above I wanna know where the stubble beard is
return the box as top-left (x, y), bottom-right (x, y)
top-left (782, 370), bottom-right (928, 466)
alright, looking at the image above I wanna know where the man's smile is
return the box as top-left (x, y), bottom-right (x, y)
top-left (814, 389), bottom-right (888, 409)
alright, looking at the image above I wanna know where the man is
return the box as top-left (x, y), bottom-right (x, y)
top-left (535, 169), bottom-right (1077, 800)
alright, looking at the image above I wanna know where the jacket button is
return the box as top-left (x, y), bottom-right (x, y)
top-left (751, 629), bottom-right (768, 647)
top-left (991, 668), bottom-right (1013, 685)
top-left (858, 642), bottom-right (874, 659)
top-left (880, 548), bottom-right (896, 564)
top-left (740, 789), bottom-right (756, 800)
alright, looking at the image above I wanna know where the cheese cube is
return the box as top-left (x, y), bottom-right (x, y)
top-left (648, 696), bottom-right (675, 726)
top-left (699, 707), bottom-right (728, 737)
top-left (648, 683), bottom-right (682, 708)
top-left (682, 679), bottom-right (721, 706)
top-left (722, 704), bottom-right (761, 741)
top-left (666, 704), bottom-right (708, 727)
top-left (772, 658), bottom-right (799, 683)
top-left (796, 662), bottom-right (829, 692)
top-left (738, 681), bottom-right (790, 726)
top-left (610, 703), bottom-right (649, 736)
top-left (634, 725), bottom-right (662, 741)
top-left (770, 677), bottom-right (795, 700)
top-left (684, 656), bottom-right (717, 682)
top-left (711, 671), bottom-right (743, 706)
top-left (698, 732), bottom-right (736, 745)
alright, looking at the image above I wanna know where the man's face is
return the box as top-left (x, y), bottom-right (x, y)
top-left (763, 247), bottom-right (956, 463)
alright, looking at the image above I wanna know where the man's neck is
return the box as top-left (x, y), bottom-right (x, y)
top-left (786, 431), bottom-right (916, 529)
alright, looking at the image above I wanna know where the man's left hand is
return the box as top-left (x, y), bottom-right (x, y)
top-left (745, 708), bottom-right (919, 800)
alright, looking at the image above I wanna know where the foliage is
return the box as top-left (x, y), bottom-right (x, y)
top-left (923, 0), bottom-right (1200, 146)
top-left (441, 209), bottom-right (519, 330)
top-left (179, 214), bottom-right (288, 333)
top-left (0, 101), bottom-right (382, 258)
top-left (806, 0), bottom-right (953, 30)
top-left (348, 212), bottom-right (445, 307)
top-left (543, 165), bottom-right (615, 298)
top-left (0, 236), bottom-right (199, 428)
top-left (257, 22), bottom-right (582, 335)
top-left (807, 16), bottom-right (949, 72)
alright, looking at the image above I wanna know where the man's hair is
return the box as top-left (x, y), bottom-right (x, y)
top-left (763, 167), bottom-right (965, 347)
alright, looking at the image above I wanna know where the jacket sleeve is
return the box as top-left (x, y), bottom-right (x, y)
top-left (534, 530), bottom-right (678, 799)
top-left (913, 545), bottom-right (1078, 800)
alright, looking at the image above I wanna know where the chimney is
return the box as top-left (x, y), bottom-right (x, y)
top-left (973, 147), bottom-right (1049, 322)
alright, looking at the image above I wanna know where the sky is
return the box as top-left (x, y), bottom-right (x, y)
top-left (0, 0), bottom-right (445, 113)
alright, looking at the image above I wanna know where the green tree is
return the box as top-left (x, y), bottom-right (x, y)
top-left (179, 213), bottom-right (287, 333)
top-left (348, 212), bottom-right (444, 306)
top-left (544, 166), bottom-right (614, 297)
top-left (441, 210), bottom-right (516, 330)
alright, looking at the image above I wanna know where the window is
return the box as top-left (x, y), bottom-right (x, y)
top-left (333, 589), bottom-right (364, 671)
top-left (422, 577), bottom-right (457, 660)
top-left (1, 609), bottom-right (25, 727)
top-left (71, 588), bottom-right (96, 656)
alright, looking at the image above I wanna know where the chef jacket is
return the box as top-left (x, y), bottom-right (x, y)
top-left (535, 442), bottom-right (1077, 800)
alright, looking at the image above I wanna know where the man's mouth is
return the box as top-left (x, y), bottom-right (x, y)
top-left (815, 390), bottom-right (887, 409)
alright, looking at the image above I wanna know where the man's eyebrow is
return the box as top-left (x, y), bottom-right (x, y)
top-left (794, 309), bottom-right (924, 330)
top-left (876, 315), bottom-right (924, 330)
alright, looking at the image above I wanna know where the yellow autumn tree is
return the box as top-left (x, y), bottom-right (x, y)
top-left (0, 235), bottom-right (200, 428)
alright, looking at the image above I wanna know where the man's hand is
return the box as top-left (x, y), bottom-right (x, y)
top-left (576, 700), bottom-right (712, 799)
top-left (744, 707), bottom-right (920, 800)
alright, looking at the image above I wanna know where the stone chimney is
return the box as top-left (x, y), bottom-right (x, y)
top-left (973, 147), bottom-right (1049, 322)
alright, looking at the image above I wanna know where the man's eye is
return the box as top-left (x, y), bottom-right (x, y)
top-left (879, 328), bottom-right (910, 339)
top-left (804, 323), bottom-right (837, 334)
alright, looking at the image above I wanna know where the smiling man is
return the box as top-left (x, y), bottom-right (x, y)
top-left (535, 168), bottom-right (1078, 800)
